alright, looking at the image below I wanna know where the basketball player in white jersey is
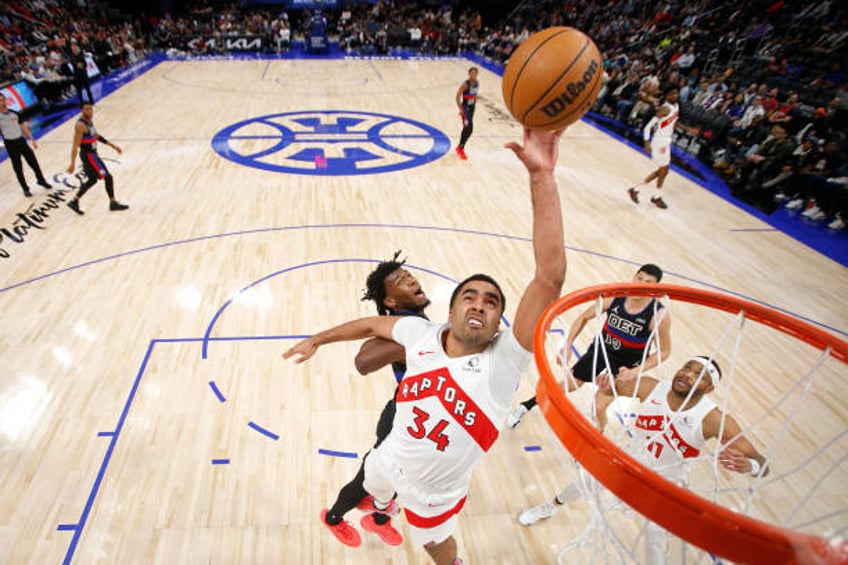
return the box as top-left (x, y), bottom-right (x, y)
top-left (517, 356), bottom-right (769, 562)
top-left (627, 86), bottom-right (680, 209)
top-left (284, 127), bottom-right (568, 565)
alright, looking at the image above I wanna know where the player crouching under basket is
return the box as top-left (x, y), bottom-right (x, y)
top-left (518, 356), bottom-right (769, 563)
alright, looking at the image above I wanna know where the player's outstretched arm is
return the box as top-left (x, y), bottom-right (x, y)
top-left (558, 298), bottom-right (614, 366)
top-left (282, 316), bottom-right (399, 364)
top-left (355, 337), bottom-right (405, 375)
top-left (506, 128), bottom-right (567, 351)
top-left (708, 411), bottom-right (770, 477)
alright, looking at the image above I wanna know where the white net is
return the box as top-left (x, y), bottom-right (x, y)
top-left (533, 284), bottom-right (848, 564)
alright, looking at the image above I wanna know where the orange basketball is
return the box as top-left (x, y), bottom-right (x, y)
top-left (502, 27), bottom-right (604, 130)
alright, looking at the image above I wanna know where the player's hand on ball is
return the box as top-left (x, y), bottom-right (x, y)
top-left (505, 128), bottom-right (566, 173)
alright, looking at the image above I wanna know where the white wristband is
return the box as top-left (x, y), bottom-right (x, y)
top-left (748, 458), bottom-right (761, 476)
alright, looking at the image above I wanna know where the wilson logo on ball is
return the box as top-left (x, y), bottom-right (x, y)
top-left (501, 26), bottom-right (604, 131)
top-left (540, 58), bottom-right (600, 118)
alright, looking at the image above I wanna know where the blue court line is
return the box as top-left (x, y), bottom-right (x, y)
top-left (153, 334), bottom-right (310, 344)
top-left (61, 340), bottom-right (156, 565)
top-left (211, 459), bottom-right (230, 465)
top-left (5, 48), bottom-right (844, 267)
top-left (247, 421), bottom-right (280, 441)
top-left (200, 258), bottom-right (463, 360)
top-left (5, 222), bottom-right (839, 339)
top-left (579, 112), bottom-right (848, 267)
top-left (208, 380), bottom-right (226, 403)
top-left (524, 446), bottom-right (542, 452)
top-left (318, 448), bottom-right (359, 459)
top-left (56, 334), bottom-right (321, 564)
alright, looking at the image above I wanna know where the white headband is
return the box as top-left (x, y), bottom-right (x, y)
top-left (691, 356), bottom-right (721, 385)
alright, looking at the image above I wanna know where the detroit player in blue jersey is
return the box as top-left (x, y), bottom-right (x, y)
top-left (454, 67), bottom-right (479, 161)
top-left (321, 251), bottom-right (431, 548)
top-left (66, 102), bottom-right (129, 215)
top-left (508, 263), bottom-right (671, 427)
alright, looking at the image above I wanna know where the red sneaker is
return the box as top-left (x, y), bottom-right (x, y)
top-left (455, 146), bottom-right (467, 160)
top-left (650, 196), bottom-right (668, 209)
top-left (360, 514), bottom-right (403, 546)
top-left (320, 509), bottom-right (362, 547)
top-left (356, 495), bottom-right (401, 517)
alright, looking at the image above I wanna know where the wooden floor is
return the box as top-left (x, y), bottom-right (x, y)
top-left (1, 56), bottom-right (846, 565)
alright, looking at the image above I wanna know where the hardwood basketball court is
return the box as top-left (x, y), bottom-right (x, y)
top-left (1, 55), bottom-right (845, 564)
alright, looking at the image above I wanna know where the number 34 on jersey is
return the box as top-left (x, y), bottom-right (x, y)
top-left (396, 369), bottom-right (499, 453)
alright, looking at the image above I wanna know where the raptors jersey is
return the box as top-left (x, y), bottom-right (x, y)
top-left (383, 317), bottom-right (531, 493)
top-left (627, 380), bottom-right (716, 482)
top-left (602, 297), bottom-right (663, 366)
top-left (644, 101), bottom-right (678, 142)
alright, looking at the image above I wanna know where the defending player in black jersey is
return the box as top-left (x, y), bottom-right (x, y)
top-left (509, 263), bottom-right (671, 427)
top-left (66, 102), bottom-right (129, 215)
top-left (321, 251), bottom-right (431, 548)
top-left (455, 67), bottom-right (479, 161)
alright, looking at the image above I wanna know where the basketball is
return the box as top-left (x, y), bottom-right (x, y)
top-left (502, 27), bottom-right (604, 130)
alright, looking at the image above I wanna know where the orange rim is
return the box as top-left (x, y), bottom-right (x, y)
top-left (533, 283), bottom-right (848, 564)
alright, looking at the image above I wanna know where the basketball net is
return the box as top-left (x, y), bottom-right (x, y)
top-left (533, 283), bottom-right (848, 564)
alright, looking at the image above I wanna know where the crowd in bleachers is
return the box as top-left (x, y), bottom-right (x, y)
top-left (2, 0), bottom-right (846, 229)
top-left (485, 0), bottom-right (848, 229)
top-left (1, 0), bottom-right (150, 107)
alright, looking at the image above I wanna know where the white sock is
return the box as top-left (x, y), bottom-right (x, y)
top-left (555, 483), bottom-right (580, 505)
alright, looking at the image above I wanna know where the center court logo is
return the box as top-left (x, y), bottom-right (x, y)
top-left (211, 110), bottom-right (450, 176)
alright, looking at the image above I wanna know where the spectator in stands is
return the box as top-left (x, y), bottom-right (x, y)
top-left (770, 136), bottom-right (820, 204)
top-left (769, 91), bottom-right (799, 125)
top-left (678, 75), bottom-right (693, 104)
top-left (729, 123), bottom-right (794, 206)
top-left (613, 70), bottom-right (643, 123)
top-left (794, 107), bottom-right (833, 144)
top-left (824, 96), bottom-right (847, 131)
top-left (629, 72), bottom-right (661, 127)
top-left (742, 82), bottom-right (759, 106)
top-left (408, 23), bottom-right (422, 48)
top-left (673, 45), bottom-right (697, 73)
top-left (68, 41), bottom-right (94, 105)
top-left (760, 87), bottom-right (780, 116)
top-left (700, 84), bottom-right (726, 111)
top-left (738, 95), bottom-right (767, 129)
top-left (690, 77), bottom-right (712, 107)
top-left (795, 159), bottom-right (848, 226)
top-left (722, 92), bottom-right (746, 120)
top-left (822, 178), bottom-right (847, 230)
top-left (784, 138), bottom-right (847, 217)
